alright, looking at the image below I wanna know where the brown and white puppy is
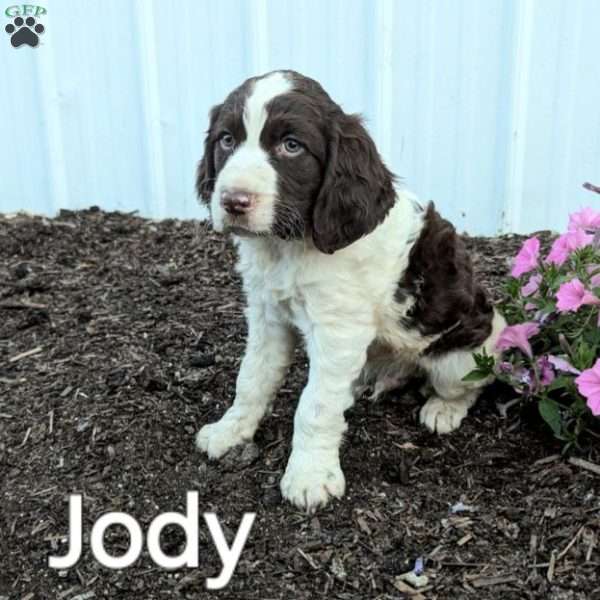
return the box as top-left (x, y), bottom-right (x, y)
top-left (195, 70), bottom-right (505, 512)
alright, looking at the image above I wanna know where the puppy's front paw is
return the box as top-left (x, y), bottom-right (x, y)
top-left (280, 450), bottom-right (345, 512)
top-left (419, 396), bottom-right (468, 434)
top-left (196, 413), bottom-right (253, 459)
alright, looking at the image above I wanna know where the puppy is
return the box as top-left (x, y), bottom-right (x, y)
top-left (195, 70), bottom-right (505, 511)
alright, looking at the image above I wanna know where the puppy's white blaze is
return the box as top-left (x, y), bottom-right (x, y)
top-left (211, 72), bottom-right (292, 233)
top-left (243, 72), bottom-right (292, 145)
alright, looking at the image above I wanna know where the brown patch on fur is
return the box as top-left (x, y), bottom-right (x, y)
top-left (196, 77), bottom-right (255, 203)
top-left (312, 113), bottom-right (396, 254)
top-left (195, 103), bottom-right (223, 203)
top-left (399, 203), bottom-right (494, 355)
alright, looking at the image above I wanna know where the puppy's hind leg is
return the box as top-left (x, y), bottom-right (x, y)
top-left (368, 360), bottom-right (416, 401)
top-left (419, 349), bottom-right (482, 434)
top-left (418, 311), bottom-right (505, 434)
top-left (354, 343), bottom-right (416, 401)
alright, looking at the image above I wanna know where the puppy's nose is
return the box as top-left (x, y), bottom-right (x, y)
top-left (221, 189), bottom-right (253, 215)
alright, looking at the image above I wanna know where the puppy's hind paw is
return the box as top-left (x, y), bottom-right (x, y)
top-left (419, 396), bottom-right (469, 434)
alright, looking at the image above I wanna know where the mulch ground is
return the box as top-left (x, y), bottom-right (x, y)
top-left (1, 208), bottom-right (599, 600)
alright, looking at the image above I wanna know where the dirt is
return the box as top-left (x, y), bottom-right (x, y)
top-left (1, 208), bottom-right (599, 600)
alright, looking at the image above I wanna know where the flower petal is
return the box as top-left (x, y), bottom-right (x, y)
top-left (511, 237), bottom-right (540, 277)
top-left (547, 355), bottom-right (581, 375)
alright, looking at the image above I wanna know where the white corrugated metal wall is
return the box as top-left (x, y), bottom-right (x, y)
top-left (1, 0), bottom-right (599, 234)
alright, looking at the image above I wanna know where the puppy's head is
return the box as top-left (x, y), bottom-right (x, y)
top-left (196, 70), bottom-right (395, 253)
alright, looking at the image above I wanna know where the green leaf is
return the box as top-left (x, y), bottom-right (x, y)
top-left (539, 398), bottom-right (563, 438)
top-left (541, 299), bottom-right (557, 314)
top-left (575, 341), bottom-right (596, 371)
top-left (462, 369), bottom-right (490, 383)
top-left (463, 350), bottom-right (495, 383)
top-left (545, 375), bottom-right (572, 393)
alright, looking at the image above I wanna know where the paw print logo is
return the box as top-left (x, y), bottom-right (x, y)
top-left (5, 16), bottom-right (45, 48)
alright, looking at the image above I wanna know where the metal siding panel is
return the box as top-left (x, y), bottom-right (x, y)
top-left (0, 19), bottom-right (51, 214)
top-left (389, 0), bottom-right (516, 234)
top-left (150, 0), bottom-right (252, 219)
top-left (1, 0), bottom-right (600, 234)
top-left (42, 1), bottom-right (149, 213)
top-left (516, 0), bottom-right (600, 233)
top-left (265, 0), bottom-right (372, 111)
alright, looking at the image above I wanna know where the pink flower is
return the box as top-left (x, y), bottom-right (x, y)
top-left (547, 355), bottom-right (581, 375)
top-left (556, 278), bottom-right (600, 312)
top-left (496, 322), bottom-right (540, 358)
top-left (546, 230), bottom-right (594, 266)
top-left (537, 356), bottom-right (555, 386)
top-left (521, 274), bottom-right (542, 297)
top-left (511, 237), bottom-right (540, 277)
top-left (568, 207), bottom-right (600, 232)
top-left (575, 359), bottom-right (600, 416)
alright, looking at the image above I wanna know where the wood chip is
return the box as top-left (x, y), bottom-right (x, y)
top-left (530, 534), bottom-right (538, 556)
top-left (0, 300), bottom-right (47, 309)
top-left (31, 520), bottom-right (50, 535)
top-left (175, 571), bottom-right (203, 591)
top-left (356, 516), bottom-right (371, 535)
top-left (31, 485), bottom-right (57, 497)
top-left (9, 346), bottom-right (43, 363)
top-left (71, 593), bottom-right (95, 600)
top-left (392, 579), bottom-right (426, 599)
top-left (533, 454), bottom-right (560, 467)
top-left (569, 457), bottom-right (600, 477)
top-left (457, 533), bottom-right (473, 546)
top-left (21, 427), bottom-right (32, 447)
top-left (393, 441), bottom-right (419, 451)
top-left (557, 525), bottom-right (584, 560)
top-left (427, 544), bottom-right (443, 559)
top-left (439, 561), bottom-right (488, 568)
top-left (57, 586), bottom-right (78, 599)
top-left (586, 534), bottom-right (596, 562)
top-left (547, 550), bottom-right (557, 582)
top-left (442, 516), bottom-right (472, 529)
top-left (0, 378), bottom-right (26, 385)
top-left (297, 548), bottom-right (319, 570)
top-left (471, 575), bottom-right (518, 588)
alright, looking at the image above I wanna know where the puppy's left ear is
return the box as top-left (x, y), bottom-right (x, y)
top-left (312, 114), bottom-right (396, 253)
top-left (195, 103), bottom-right (222, 204)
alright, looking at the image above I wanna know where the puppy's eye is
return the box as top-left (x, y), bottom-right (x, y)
top-left (219, 133), bottom-right (235, 151)
top-left (280, 136), bottom-right (304, 157)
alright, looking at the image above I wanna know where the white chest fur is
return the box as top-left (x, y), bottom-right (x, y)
top-left (234, 192), bottom-right (425, 346)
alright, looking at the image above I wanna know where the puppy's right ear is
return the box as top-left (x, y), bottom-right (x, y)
top-left (195, 104), bottom-right (222, 203)
top-left (312, 114), bottom-right (396, 254)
